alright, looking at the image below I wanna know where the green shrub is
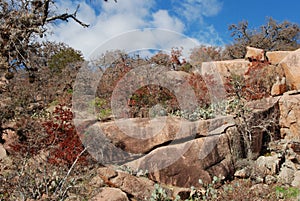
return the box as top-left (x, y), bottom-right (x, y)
top-left (150, 184), bottom-right (175, 201)
top-left (179, 63), bottom-right (193, 73)
top-left (89, 97), bottom-right (112, 120)
top-left (48, 48), bottom-right (84, 73)
top-left (275, 186), bottom-right (300, 199)
top-left (171, 101), bottom-right (228, 121)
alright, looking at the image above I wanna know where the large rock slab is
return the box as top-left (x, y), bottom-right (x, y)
top-left (201, 59), bottom-right (250, 84)
top-left (126, 131), bottom-right (235, 188)
top-left (279, 48), bottom-right (300, 90)
top-left (97, 116), bottom-right (234, 154)
top-left (266, 51), bottom-right (291, 65)
top-left (279, 92), bottom-right (300, 139)
top-left (80, 115), bottom-right (234, 165)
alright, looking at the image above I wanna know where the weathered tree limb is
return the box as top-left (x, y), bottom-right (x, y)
top-left (45, 5), bottom-right (89, 27)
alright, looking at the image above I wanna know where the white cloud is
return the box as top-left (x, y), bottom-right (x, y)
top-left (151, 10), bottom-right (185, 32)
top-left (46, 0), bottom-right (223, 59)
top-left (88, 29), bottom-right (200, 61)
top-left (47, 0), bottom-right (155, 57)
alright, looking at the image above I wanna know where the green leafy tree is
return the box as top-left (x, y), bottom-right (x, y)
top-left (48, 47), bottom-right (84, 73)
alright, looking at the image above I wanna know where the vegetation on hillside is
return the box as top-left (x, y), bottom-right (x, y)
top-left (0, 1), bottom-right (299, 199)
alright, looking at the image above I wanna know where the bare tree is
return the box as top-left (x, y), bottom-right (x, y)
top-left (189, 45), bottom-right (223, 67)
top-left (227, 71), bottom-right (280, 159)
top-left (223, 17), bottom-right (300, 59)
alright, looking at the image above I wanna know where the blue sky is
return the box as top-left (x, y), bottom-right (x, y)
top-left (48, 0), bottom-right (300, 59)
top-left (206, 0), bottom-right (300, 43)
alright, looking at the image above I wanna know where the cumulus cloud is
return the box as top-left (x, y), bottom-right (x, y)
top-left (47, 0), bottom-right (155, 57)
top-left (151, 10), bottom-right (185, 32)
top-left (46, 0), bottom-right (223, 59)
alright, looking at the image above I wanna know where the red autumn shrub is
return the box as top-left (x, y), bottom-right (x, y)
top-left (226, 56), bottom-right (282, 101)
top-left (43, 105), bottom-right (87, 167)
top-left (188, 73), bottom-right (213, 107)
top-left (8, 116), bottom-right (47, 157)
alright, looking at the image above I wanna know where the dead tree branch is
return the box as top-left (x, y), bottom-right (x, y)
top-left (46, 5), bottom-right (89, 27)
